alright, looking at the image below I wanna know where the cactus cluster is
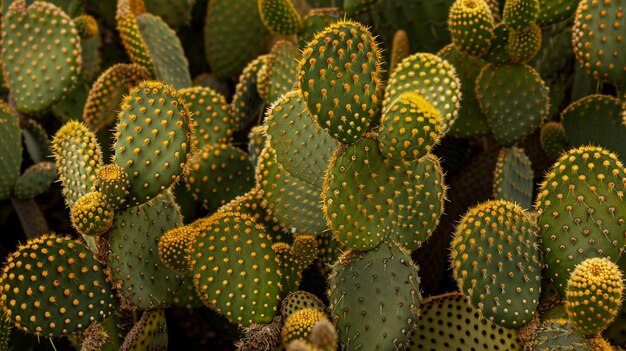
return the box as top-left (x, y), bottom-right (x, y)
top-left (0, 0), bottom-right (624, 350)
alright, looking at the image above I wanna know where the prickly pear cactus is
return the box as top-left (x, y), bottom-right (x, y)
top-left (328, 241), bottom-right (421, 350)
top-left (451, 199), bottom-right (542, 328)
top-left (535, 146), bottom-right (626, 297)
top-left (112, 81), bottom-right (192, 206)
top-left (298, 20), bottom-right (383, 144)
top-left (493, 147), bottom-right (534, 208)
top-left (0, 234), bottom-right (118, 337)
top-left (0, 104), bottom-right (22, 200)
top-left (2, 0), bottom-right (81, 113)
top-left (448, 0), bottom-right (495, 57)
top-left (13, 162), bottom-right (56, 200)
top-left (258, 0), bottom-right (302, 35)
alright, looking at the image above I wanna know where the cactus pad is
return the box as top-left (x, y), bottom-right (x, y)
top-left (230, 55), bottom-right (267, 131)
top-left (282, 308), bottom-right (328, 345)
top-left (565, 257), bottom-right (624, 335)
top-left (2, 0), bottom-right (81, 113)
top-left (107, 194), bottom-right (183, 309)
top-left (263, 41), bottom-right (301, 104)
top-left (536, 0), bottom-right (577, 25)
top-left (476, 63), bottom-right (549, 146)
top-left (503, 0), bottom-right (539, 31)
top-left (298, 20), bottom-right (383, 144)
top-left (70, 191), bottom-right (115, 237)
top-left (83, 63), bottom-right (150, 132)
top-left (540, 121), bottom-right (569, 160)
top-left (531, 319), bottom-right (598, 350)
top-left (135, 13), bottom-right (191, 89)
top-left (0, 104), bottom-right (22, 200)
top-left (157, 225), bottom-right (195, 274)
top-left (185, 143), bottom-right (255, 210)
top-left (390, 29), bottom-right (410, 71)
top-left (113, 81), bottom-right (192, 206)
top-left (204, 0), bottom-right (270, 79)
top-left (258, 0), bottom-right (302, 35)
top-left (561, 94), bottom-right (626, 159)
top-left (322, 136), bottom-right (445, 251)
top-left (378, 92), bottom-right (443, 161)
top-left (573, 0), bottom-right (626, 83)
top-left (328, 241), bottom-right (421, 350)
top-left (94, 164), bottom-right (131, 209)
top-left (493, 147), bottom-right (534, 208)
top-left (281, 291), bottom-right (327, 319)
top-left (52, 121), bottom-right (104, 208)
top-left (0, 234), bottom-right (118, 337)
top-left (448, 0), bottom-right (495, 57)
top-left (297, 8), bottom-right (343, 49)
top-left (535, 145), bottom-right (626, 297)
top-left (189, 211), bottom-right (283, 326)
top-left (451, 199), bottom-right (542, 328)
top-left (408, 293), bottom-right (522, 350)
top-left (507, 24), bottom-right (542, 63)
top-left (384, 53), bottom-right (461, 135)
top-left (179, 86), bottom-right (233, 147)
top-left (264, 90), bottom-right (338, 187)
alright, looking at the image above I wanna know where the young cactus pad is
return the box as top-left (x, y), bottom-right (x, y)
top-left (451, 199), bottom-right (542, 328)
top-left (0, 234), bottom-right (118, 337)
top-left (535, 145), bottom-right (626, 297)
top-left (298, 20), bottom-right (383, 144)
top-left (112, 81), bottom-right (192, 206)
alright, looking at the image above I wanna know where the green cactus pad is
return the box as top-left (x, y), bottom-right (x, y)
top-left (219, 186), bottom-right (283, 238)
top-left (73, 14), bottom-right (99, 39)
top-left (71, 191), bottom-right (115, 237)
top-left (185, 143), bottom-right (255, 210)
top-left (189, 211), bottom-right (283, 326)
top-left (281, 291), bottom-right (327, 320)
top-left (297, 8), bottom-right (343, 49)
top-left (144, 0), bottom-right (194, 30)
top-left (503, 0), bottom-right (539, 31)
top-left (94, 164), bottom-right (131, 209)
top-left (52, 121), bottom-right (104, 208)
top-left (273, 242), bottom-right (301, 295)
top-left (378, 92), bottom-right (443, 161)
top-left (565, 257), bottom-right (623, 335)
top-left (265, 90), bottom-right (338, 187)
top-left (179, 86), bottom-right (233, 147)
top-left (507, 24), bottom-right (542, 63)
top-left (493, 147), bottom-right (534, 209)
top-left (282, 308), bottom-right (328, 345)
top-left (438, 44), bottom-right (491, 138)
top-left (604, 254), bottom-right (626, 347)
top-left (135, 13), bottom-right (191, 89)
top-left (0, 234), bottom-right (118, 337)
top-left (384, 52), bottom-right (462, 135)
top-left (476, 63), bottom-right (549, 146)
top-left (328, 241), bottom-right (421, 350)
top-left (113, 81), bottom-right (192, 206)
top-left (204, 0), bottom-right (270, 79)
top-left (531, 319), bottom-right (598, 350)
top-left (0, 104), bottom-right (21, 200)
top-left (298, 20), bottom-right (383, 144)
top-left (2, 0), bottom-right (81, 113)
top-left (258, 0), bottom-right (302, 35)
top-left (231, 55), bottom-right (267, 131)
top-left (540, 121), bottom-right (569, 160)
top-left (482, 22), bottom-right (512, 64)
top-left (451, 199), bottom-right (542, 328)
top-left (447, 0), bottom-right (495, 57)
top-left (83, 63), bottom-right (150, 132)
top-left (256, 145), bottom-right (326, 234)
top-left (107, 194), bottom-right (183, 309)
top-left (573, 0), bottom-right (625, 83)
top-left (263, 41), bottom-right (301, 104)
top-left (536, 0), bottom-right (577, 25)
top-left (79, 29), bottom-right (102, 83)
top-left (561, 94), bottom-right (626, 159)
top-left (535, 145), bottom-right (626, 297)
top-left (120, 309), bottom-right (167, 351)
top-left (291, 235), bottom-right (319, 268)
top-left (408, 293), bottom-right (522, 350)
top-left (322, 136), bottom-right (445, 251)
top-left (12, 162), bottom-right (55, 199)
top-left (50, 77), bottom-right (90, 123)
top-left (116, 0), bottom-right (154, 75)
top-left (158, 225), bottom-right (195, 274)
top-left (390, 29), bottom-right (410, 71)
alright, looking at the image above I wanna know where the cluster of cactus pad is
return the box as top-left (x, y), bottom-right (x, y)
top-left (0, 0), bottom-right (624, 350)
